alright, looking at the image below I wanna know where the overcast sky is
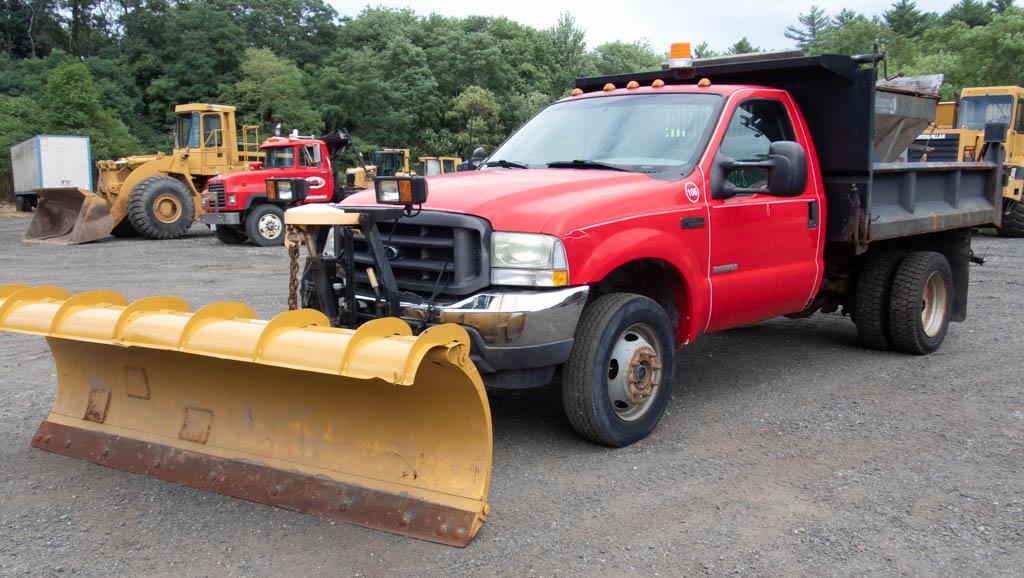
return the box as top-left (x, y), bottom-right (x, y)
top-left (328, 1), bottom-right (964, 52)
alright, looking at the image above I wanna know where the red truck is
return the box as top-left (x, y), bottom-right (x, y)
top-left (297, 49), bottom-right (1003, 447)
top-left (203, 131), bottom-right (354, 245)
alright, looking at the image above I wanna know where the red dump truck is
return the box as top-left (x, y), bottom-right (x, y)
top-left (297, 47), bottom-right (1003, 447)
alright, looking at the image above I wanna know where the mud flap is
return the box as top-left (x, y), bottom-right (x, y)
top-left (0, 285), bottom-right (491, 546)
top-left (23, 188), bottom-right (114, 245)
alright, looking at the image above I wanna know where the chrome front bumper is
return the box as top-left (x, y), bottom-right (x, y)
top-left (356, 285), bottom-right (589, 371)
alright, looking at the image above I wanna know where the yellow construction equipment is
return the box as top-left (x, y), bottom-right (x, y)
top-left (419, 156), bottom-right (463, 176)
top-left (0, 283), bottom-right (492, 546)
top-left (25, 103), bottom-right (262, 245)
top-left (343, 148), bottom-right (415, 193)
top-left (914, 86), bottom-right (1024, 236)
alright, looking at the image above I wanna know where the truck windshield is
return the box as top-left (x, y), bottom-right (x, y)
top-left (487, 93), bottom-right (721, 175)
top-left (175, 113), bottom-right (201, 149)
top-left (264, 147), bottom-right (295, 168)
top-left (957, 95), bottom-right (1014, 130)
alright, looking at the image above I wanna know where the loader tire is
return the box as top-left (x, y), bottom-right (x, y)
top-left (127, 176), bottom-right (195, 240)
top-left (852, 251), bottom-right (904, 350)
top-left (110, 218), bottom-right (139, 238)
top-left (999, 201), bottom-right (1024, 237)
top-left (214, 225), bottom-right (248, 244)
top-left (245, 204), bottom-right (286, 246)
top-left (888, 251), bottom-right (953, 355)
top-left (561, 293), bottom-right (675, 447)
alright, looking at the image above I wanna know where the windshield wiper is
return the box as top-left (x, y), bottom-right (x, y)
top-left (547, 160), bottom-right (629, 172)
top-left (483, 159), bottom-right (530, 169)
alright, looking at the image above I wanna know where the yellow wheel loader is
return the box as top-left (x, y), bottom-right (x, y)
top-left (419, 156), bottom-right (462, 175)
top-left (0, 178), bottom-right (493, 546)
top-left (343, 148), bottom-right (415, 194)
top-left (24, 103), bottom-right (262, 245)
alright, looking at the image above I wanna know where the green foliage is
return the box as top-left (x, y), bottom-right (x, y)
top-left (588, 41), bottom-right (663, 76)
top-left (233, 48), bottom-right (319, 134)
top-left (728, 38), bottom-right (759, 55)
top-left (884, 0), bottom-right (935, 37)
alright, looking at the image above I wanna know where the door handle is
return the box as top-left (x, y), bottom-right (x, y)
top-left (808, 200), bottom-right (819, 229)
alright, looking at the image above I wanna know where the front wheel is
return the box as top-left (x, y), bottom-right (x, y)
top-left (561, 293), bottom-right (676, 447)
top-left (245, 204), bottom-right (286, 246)
top-left (127, 176), bottom-right (195, 239)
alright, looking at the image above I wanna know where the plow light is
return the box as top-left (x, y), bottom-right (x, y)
top-left (375, 176), bottom-right (428, 206)
top-left (668, 42), bottom-right (693, 69)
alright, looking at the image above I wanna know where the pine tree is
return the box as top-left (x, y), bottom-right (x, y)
top-left (884, 0), bottom-right (931, 36)
top-left (728, 38), bottom-right (759, 55)
top-left (785, 6), bottom-right (831, 48)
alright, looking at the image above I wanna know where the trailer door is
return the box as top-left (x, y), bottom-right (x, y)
top-left (706, 97), bottom-right (821, 331)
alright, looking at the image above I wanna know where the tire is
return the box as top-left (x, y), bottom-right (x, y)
top-left (214, 225), bottom-right (248, 244)
top-left (852, 251), bottom-right (904, 350)
top-left (127, 176), bottom-right (195, 240)
top-left (14, 196), bottom-right (31, 212)
top-left (888, 251), bottom-right (953, 355)
top-left (561, 293), bottom-right (676, 447)
top-left (245, 204), bottom-right (286, 246)
top-left (999, 201), bottom-right (1024, 237)
top-left (110, 218), bottom-right (139, 238)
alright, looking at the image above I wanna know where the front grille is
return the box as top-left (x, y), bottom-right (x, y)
top-left (208, 181), bottom-right (226, 208)
top-left (909, 133), bottom-right (961, 162)
top-left (344, 211), bottom-right (490, 298)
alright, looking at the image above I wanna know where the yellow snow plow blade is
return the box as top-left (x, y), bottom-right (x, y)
top-left (0, 285), bottom-right (491, 546)
top-left (23, 188), bottom-right (114, 245)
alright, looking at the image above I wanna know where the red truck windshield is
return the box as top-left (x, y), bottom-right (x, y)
top-left (488, 93), bottom-right (721, 176)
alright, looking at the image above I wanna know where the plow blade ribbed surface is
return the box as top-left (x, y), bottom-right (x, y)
top-left (0, 285), bottom-right (491, 546)
top-left (23, 188), bottom-right (114, 245)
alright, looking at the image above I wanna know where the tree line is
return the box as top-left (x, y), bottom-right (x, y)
top-left (1, 1), bottom-right (1023, 200)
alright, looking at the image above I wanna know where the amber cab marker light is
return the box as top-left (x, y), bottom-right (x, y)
top-left (697, 78), bottom-right (712, 88)
top-left (652, 79), bottom-right (666, 88)
top-left (603, 83), bottom-right (615, 91)
top-left (626, 81), bottom-right (639, 89)
top-left (570, 88), bottom-right (584, 96)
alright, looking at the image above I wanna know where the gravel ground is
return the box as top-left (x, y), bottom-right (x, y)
top-left (0, 216), bottom-right (1021, 577)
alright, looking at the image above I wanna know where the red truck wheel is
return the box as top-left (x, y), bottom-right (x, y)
top-left (853, 251), bottom-right (904, 350)
top-left (246, 204), bottom-right (286, 246)
top-left (561, 293), bottom-right (675, 447)
top-left (888, 251), bottom-right (953, 355)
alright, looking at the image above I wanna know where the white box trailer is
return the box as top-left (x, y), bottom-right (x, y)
top-left (10, 135), bottom-right (92, 211)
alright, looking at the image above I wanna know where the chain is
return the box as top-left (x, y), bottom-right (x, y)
top-left (286, 226), bottom-right (301, 310)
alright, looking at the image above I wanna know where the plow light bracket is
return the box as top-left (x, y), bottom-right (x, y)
top-left (266, 177), bottom-right (310, 203)
top-left (375, 176), bottom-right (428, 207)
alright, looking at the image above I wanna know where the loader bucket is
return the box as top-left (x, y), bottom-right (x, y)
top-left (23, 188), bottom-right (114, 245)
top-left (0, 285), bottom-right (491, 546)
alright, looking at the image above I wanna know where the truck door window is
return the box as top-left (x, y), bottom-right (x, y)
top-left (299, 146), bottom-right (320, 167)
top-left (1015, 99), bottom-right (1024, 133)
top-left (719, 99), bottom-right (796, 189)
top-left (202, 114), bottom-right (223, 147)
top-left (177, 112), bottom-right (201, 149)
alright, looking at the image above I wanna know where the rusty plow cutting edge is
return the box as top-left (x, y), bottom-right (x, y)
top-left (0, 284), bottom-right (492, 546)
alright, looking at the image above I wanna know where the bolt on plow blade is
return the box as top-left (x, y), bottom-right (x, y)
top-left (0, 285), bottom-right (492, 546)
top-left (23, 188), bottom-right (114, 245)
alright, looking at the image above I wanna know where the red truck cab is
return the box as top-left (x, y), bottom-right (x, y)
top-left (204, 136), bottom-right (338, 246)
top-left (320, 50), bottom-right (1001, 446)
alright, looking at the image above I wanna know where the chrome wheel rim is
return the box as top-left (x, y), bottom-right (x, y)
top-left (606, 323), bottom-right (663, 422)
top-left (258, 213), bottom-right (282, 240)
top-left (921, 271), bottom-right (948, 338)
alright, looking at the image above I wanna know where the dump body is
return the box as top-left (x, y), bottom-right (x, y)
top-left (11, 135), bottom-right (91, 210)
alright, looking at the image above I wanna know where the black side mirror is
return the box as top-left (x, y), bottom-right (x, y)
top-left (469, 146), bottom-right (487, 169)
top-left (711, 140), bottom-right (808, 199)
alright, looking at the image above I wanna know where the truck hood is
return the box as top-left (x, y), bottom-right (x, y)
top-left (342, 169), bottom-right (673, 233)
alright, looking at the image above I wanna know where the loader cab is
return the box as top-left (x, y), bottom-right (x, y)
top-left (371, 149), bottom-right (412, 177)
top-left (419, 156), bottom-right (462, 175)
top-left (173, 103), bottom-right (262, 177)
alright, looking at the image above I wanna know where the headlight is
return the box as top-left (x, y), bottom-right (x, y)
top-left (490, 232), bottom-right (568, 287)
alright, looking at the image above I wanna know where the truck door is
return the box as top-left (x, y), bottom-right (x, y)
top-left (299, 144), bottom-right (331, 202)
top-left (201, 112), bottom-right (226, 172)
top-left (705, 97), bottom-right (822, 331)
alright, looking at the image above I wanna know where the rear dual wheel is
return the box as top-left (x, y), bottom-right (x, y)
top-left (999, 200), bottom-right (1024, 237)
top-left (561, 293), bottom-right (676, 447)
top-left (853, 251), bottom-right (953, 355)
